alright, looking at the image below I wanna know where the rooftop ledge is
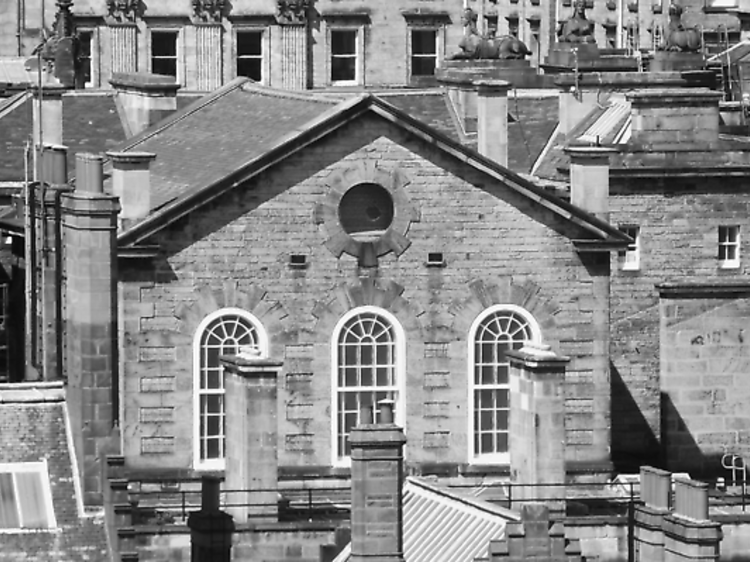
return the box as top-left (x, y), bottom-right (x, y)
top-left (0, 381), bottom-right (65, 403)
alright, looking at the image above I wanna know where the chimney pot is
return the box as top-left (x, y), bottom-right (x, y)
top-left (39, 144), bottom-right (68, 185)
top-left (474, 79), bottom-right (511, 167)
top-left (200, 476), bottom-right (222, 514)
top-left (75, 153), bottom-right (105, 194)
top-left (379, 399), bottom-right (395, 424)
top-left (360, 405), bottom-right (374, 425)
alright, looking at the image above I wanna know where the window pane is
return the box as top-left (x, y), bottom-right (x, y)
top-left (0, 473), bottom-right (19, 528)
top-left (152, 58), bottom-right (177, 77)
top-left (237, 31), bottom-right (262, 56)
top-left (15, 472), bottom-right (48, 528)
top-left (332, 30), bottom-right (356, 55)
top-left (412, 30), bottom-right (436, 55)
top-left (237, 59), bottom-right (262, 81)
top-left (332, 57), bottom-right (356, 82)
top-left (152, 32), bottom-right (177, 56)
top-left (412, 57), bottom-right (436, 77)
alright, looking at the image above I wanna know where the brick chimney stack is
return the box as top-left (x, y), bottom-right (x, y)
top-left (62, 152), bottom-right (121, 505)
top-left (220, 349), bottom-right (283, 524)
top-left (349, 400), bottom-right (406, 562)
top-left (475, 79), bottom-right (511, 168)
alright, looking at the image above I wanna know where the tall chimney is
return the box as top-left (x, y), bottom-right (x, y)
top-left (220, 349), bottom-right (283, 524)
top-left (475, 79), bottom-right (511, 167)
top-left (565, 146), bottom-right (614, 221)
top-left (62, 152), bottom-right (121, 505)
top-left (106, 151), bottom-right (156, 222)
top-left (32, 85), bottom-right (66, 151)
top-left (349, 400), bottom-right (406, 562)
top-left (109, 73), bottom-right (180, 136)
top-left (628, 89), bottom-right (722, 149)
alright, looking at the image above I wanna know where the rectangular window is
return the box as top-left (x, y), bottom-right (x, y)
top-left (77, 30), bottom-right (93, 87)
top-left (330, 29), bottom-right (358, 84)
top-left (719, 225), bottom-right (740, 268)
top-left (0, 462), bottom-right (56, 530)
top-left (618, 226), bottom-right (640, 270)
top-left (236, 30), bottom-right (263, 82)
top-left (411, 29), bottom-right (438, 77)
top-left (151, 31), bottom-right (178, 78)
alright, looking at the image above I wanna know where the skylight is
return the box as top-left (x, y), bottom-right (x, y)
top-left (0, 462), bottom-right (56, 530)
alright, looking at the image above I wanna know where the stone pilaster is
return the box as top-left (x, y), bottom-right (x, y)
top-left (195, 24), bottom-right (223, 91)
top-left (349, 402), bottom-right (406, 562)
top-left (220, 351), bottom-right (282, 524)
top-left (507, 343), bottom-right (569, 509)
top-left (110, 25), bottom-right (138, 75)
top-left (62, 153), bottom-right (120, 506)
top-left (279, 25), bottom-right (308, 90)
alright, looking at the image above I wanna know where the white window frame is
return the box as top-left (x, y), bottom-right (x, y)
top-left (192, 308), bottom-right (268, 471)
top-left (149, 27), bottom-right (183, 84)
top-left (408, 26), bottom-right (442, 80)
top-left (719, 225), bottom-right (740, 268)
top-left (467, 305), bottom-right (541, 465)
top-left (76, 28), bottom-right (99, 88)
top-left (0, 461), bottom-right (57, 531)
top-left (618, 225), bottom-right (640, 271)
top-left (331, 306), bottom-right (406, 467)
top-left (328, 26), bottom-right (364, 86)
top-left (234, 26), bottom-right (269, 84)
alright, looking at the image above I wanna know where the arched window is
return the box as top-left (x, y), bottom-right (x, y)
top-left (332, 307), bottom-right (405, 465)
top-left (193, 308), bottom-right (267, 470)
top-left (468, 306), bottom-right (541, 464)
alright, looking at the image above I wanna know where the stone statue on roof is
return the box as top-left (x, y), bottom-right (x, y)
top-left (449, 8), bottom-right (531, 60)
top-left (557, 0), bottom-right (596, 44)
top-left (662, 3), bottom-right (701, 52)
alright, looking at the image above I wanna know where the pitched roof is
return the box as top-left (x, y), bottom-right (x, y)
top-left (332, 477), bottom-right (519, 562)
top-left (114, 82), bottom-right (628, 248)
top-left (111, 79), bottom-right (341, 212)
top-left (0, 382), bottom-right (110, 561)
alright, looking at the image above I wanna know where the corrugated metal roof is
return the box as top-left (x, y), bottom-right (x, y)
top-left (578, 97), bottom-right (631, 145)
top-left (0, 57), bottom-right (37, 85)
top-left (332, 477), bottom-right (518, 562)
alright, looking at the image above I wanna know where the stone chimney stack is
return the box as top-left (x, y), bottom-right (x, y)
top-left (507, 343), bottom-right (569, 511)
top-left (565, 146), bottom-right (614, 221)
top-left (220, 349), bottom-right (283, 524)
top-left (475, 80), bottom-right (511, 168)
top-left (109, 73), bottom-right (180, 136)
top-left (32, 85), bottom-right (66, 151)
top-left (628, 89), bottom-right (722, 149)
top-left (106, 151), bottom-right (156, 223)
top-left (62, 152), bottom-right (120, 505)
top-left (350, 401), bottom-right (406, 562)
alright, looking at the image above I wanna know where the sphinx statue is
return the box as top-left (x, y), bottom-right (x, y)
top-left (449, 8), bottom-right (531, 60)
top-left (662, 3), bottom-right (701, 52)
top-left (557, 0), bottom-right (596, 44)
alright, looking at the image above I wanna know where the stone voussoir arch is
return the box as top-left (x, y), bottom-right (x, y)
top-left (313, 158), bottom-right (420, 260)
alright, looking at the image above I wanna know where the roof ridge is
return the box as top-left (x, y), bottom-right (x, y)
top-left (120, 77), bottom-right (253, 151)
top-left (238, 81), bottom-right (342, 105)
top-left (0, 90), bottom-right (30, 119)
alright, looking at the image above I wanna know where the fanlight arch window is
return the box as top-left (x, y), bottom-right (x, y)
top-left (468, 306), bottom-right (541, 464)
top-left (193, 308), bottom-right (267, 470)
top-left (332, 307), bottom-right (405, 465)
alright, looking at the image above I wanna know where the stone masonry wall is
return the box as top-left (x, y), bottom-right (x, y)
top-left (609, 178), bottom-right (750, 471)
top-left (119, 112), bottom-right (610, 474)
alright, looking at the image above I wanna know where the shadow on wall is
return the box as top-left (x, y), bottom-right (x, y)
top-left (661, 392), bottom-right (726, 479)
top-left (610, 363), bottom-right (661, 472)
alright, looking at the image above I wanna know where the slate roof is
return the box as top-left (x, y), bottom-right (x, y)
top-left (0, 382), bottom-right (110, 562)
top-left (332, 477), bottom-right (519, 562)
top-left (113, 79), bottom-right (341, 212)
top-left (112, 80), bottom-right (629, 249)
top-left (380, 90), bottom-right (559, 174)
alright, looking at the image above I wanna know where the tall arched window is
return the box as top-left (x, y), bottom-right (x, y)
top-left (468, 306), bottom-right (541, 464)
top-left (193, 308), bottom-right (267, 470)
top-left (332, 307), bottom-right (405, 465)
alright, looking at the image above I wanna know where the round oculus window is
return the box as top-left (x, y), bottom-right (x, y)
top-left (338, 183), bottom-right (395, 241)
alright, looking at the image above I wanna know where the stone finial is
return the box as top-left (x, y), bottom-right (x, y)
top-left (192, 0), bottom-right (226, 22)
top-left (277, 0), bottom-right (311, 25)
top-left (106, 0), bottom-right (141, 22)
